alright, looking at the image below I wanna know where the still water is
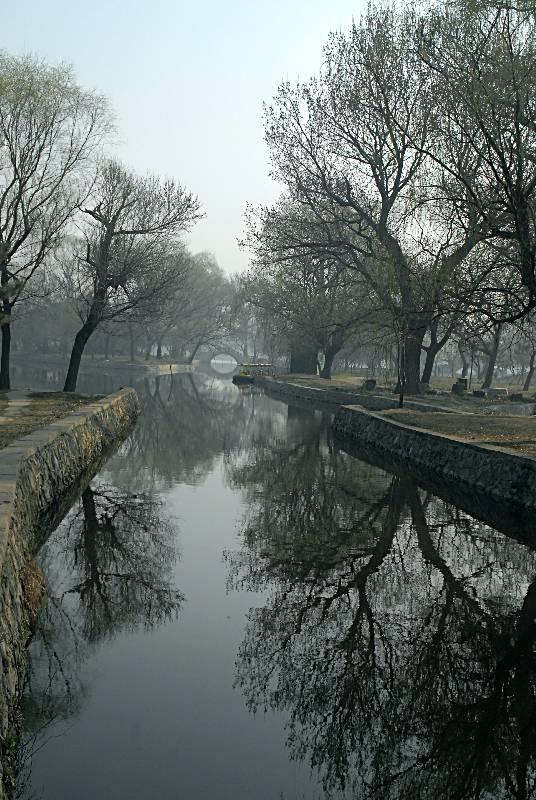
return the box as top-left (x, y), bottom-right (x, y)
top-left (14, 368), bottom-right (536, 799)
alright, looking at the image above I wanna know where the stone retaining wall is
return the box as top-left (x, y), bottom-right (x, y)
top-left (0, 389), bottom-right (140, 796)
top-left (336, 434), bottom-right (535, 547)
top-left (256, 377), bottom-right (455, 414)
top-left (333, 404), bottom-right (536, 514)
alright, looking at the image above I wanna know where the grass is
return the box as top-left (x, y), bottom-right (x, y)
top-left (280, 371), bottom-right (535, 393)
top-left (381, 408), bottom-right (536, 456)
top-left (0, 392), bottom-right (96, 451)
top-left (277, 372), bottom-right (536, 411)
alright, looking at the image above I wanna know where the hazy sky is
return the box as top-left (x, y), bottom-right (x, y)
top-left (9, 0), bottom-right (363, 273)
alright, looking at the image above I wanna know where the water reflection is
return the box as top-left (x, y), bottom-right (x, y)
top-left (226, 404), bottom-right (536, 799)
top-left (20, 481), bottom-right (181, 795)
top-left (113, 374), bottom-right (246, 491)
top-left (12, 369), bottom-right (536, 800)
top-left (9, 362), bottom-right (138, 396)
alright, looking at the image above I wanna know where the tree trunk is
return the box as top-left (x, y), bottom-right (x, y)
top-left (404, 326), bottom-right (426, 394)
top-left (82, 486), bottom-right (98, 529)
top-left (458, 344), bottom-right (469, 379)
top-left (421, 344), bottom-right (441, 385)
top-left (320, 348), bottom-right (336, 379)
top-left (481, 356), bottom-right (496, 389)
top-left (0, 263), bottom-right (12, 390)
top-left (63, 322), bottom-right (95, 392)
top-left (128, 328), bottom-right (135, 362)
top-left (0, 322), bottom-right (11, 390)
top-left (156, 338), bottom-right (163, 360)
top-left (187, 342), bottom-right (201, 365)
top-left (290, 343), bottom-right (317, 374)
top-left (524, 351), bottom-right (536, 391)
top-left (481, 325), bottom-right (502, 390)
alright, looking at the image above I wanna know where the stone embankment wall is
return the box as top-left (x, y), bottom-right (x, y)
top-left (333, 404), bottom-right (536, 513)
top-left (0, 389), bottom-right (140, 796)
top-left (256, 377), bottom-right (454, 413)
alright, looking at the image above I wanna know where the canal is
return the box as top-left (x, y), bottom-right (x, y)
top-left (13, 368), bottom-right (536, 799)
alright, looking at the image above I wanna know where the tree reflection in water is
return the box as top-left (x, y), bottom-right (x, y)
top-left (114, 373), bottom-right (246, 491)
top-left (19, 481), bottom-right (181, 795)
top-left (226, 404), bottom-right (536, 800)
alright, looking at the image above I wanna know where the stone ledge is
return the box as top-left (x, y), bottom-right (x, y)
top-left (0, 388), bottom-right (140, 796)
top-left (333, 404), bottom-right (536, 514)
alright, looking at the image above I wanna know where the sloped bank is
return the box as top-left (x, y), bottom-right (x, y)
top-left (333, 404), bottom-right (536, 516)
top-left (0, 388), bottom-right (140, 797)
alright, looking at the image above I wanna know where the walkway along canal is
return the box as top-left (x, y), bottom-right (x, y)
top-left (9, 370), bottom-right (536, 799)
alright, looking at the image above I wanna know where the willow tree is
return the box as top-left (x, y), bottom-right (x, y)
top-left (0, 53), bottom-right (110, 388)
top-left (62, 161), bottom-right (202, 391)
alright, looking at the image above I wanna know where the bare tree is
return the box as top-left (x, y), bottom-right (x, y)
top-left (168, 252), bottom-right (231, 363)
top-left (243, 199), bottom-right (380, 378)
top-left (417, 1), bottom-right (536, 305)
top-left (0, 53), bottom-right (111, 388)
top-left (62, 160), bottom-right (202, 391)
top-left (262, 6), bottom-right (486, 392)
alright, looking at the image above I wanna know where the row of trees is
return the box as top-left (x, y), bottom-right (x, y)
top-left (0, 53), bottom-right (236, 391)
top-left (241, 0), bottom-right (536, 391)
top-left (16, 249), bottom-right (233, 367)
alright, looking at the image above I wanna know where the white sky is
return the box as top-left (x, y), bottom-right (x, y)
top-left (8, 0), bottom-right (363, 273)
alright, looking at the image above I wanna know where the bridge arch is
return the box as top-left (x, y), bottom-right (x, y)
top-left (209, 352), bottom-right (240, 375)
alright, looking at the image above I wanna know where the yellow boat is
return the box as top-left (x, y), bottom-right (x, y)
top-left (232, 363), bottom-right (274, 384)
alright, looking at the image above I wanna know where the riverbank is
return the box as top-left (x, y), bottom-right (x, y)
top-left (380, 408), bottom-right (536, 455)
top-left (256, 375), bottom-right (536, 434)
top-left (256, 375), bottom-right (458, 413)
top-left (0, 388), bottom-right (140, 798)
top-left (0, 392), bottom-right (95, 450)
top-left (267, 373), bottom-right (536, 414)
top-left (333, 404), bottom-right (536, 515)
top-left (254, 374), bottom-right (536, 518)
